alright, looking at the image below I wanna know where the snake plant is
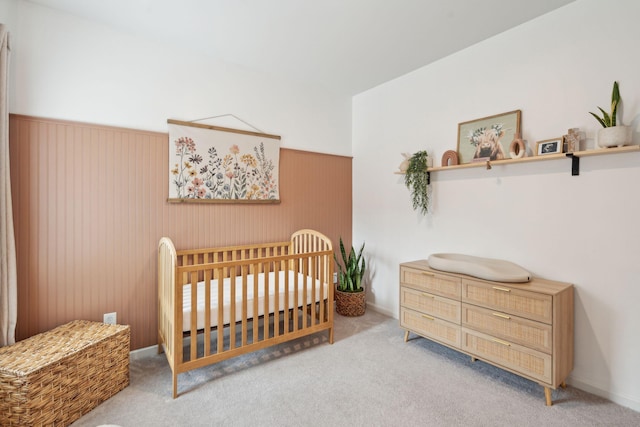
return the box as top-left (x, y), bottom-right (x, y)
top-left (334, 237), bottom-right (365, 293)
top-left (590, 81), bottom-right (620, 128)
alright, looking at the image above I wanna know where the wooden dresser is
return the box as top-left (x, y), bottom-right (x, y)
top-left (400, 260), bottom-right (573, 406)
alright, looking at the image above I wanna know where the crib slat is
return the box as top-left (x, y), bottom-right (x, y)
top-left (229, 273), bottom-right (236, 350)
top-left (274, 263), bottom-right (280, 338)
top-left (241, 267), bottom-right (248, 347)
top-left (253, 261), bottom-right (259, 344)
top-left (302, 257), bottom-right (308, 329)
top-left (310, 255), bottom-right (317, 325)
top-left (284, 265), bottom-right (290, 335)
top-left (319, 255), bottom-right (326, 323)
top-left (293, 262), bottom-right (299, 332)
top-left (262, 262), bottom-right (268, 341)
top-left (203, 269), bottom-right (211, 357)
top-left (217, 267), bottom-right (224, 354)
top-left (190, 273), bottom-right (198, 362)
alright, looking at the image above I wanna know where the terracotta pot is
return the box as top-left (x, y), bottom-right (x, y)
top-left (598, 126), bottom-right (632, 148)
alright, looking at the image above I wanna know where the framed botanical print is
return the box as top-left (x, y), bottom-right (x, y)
top-left (457, 110), bottom-right (521, 164)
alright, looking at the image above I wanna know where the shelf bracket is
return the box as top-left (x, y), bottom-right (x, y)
top-left (566, 153), bottom-right (580, 176)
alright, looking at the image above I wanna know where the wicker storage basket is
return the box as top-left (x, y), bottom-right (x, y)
top-left (0, 320), bottom-right (130, 426)
top-left (335, 288), bottom-right (366, 317)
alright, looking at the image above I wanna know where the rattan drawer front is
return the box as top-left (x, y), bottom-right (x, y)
top-left (401, 267), bottom-right (461, 299)
top-left (401, 307), bottom-right (460, 348)
top-left (462, 280), bottom-right (552, 324)
top-left (461, 303), bottom-right (552, 354)
top-left (461, 328), bottom-right (552, 384)
top-left (401, 287), bottom-right (461, 324)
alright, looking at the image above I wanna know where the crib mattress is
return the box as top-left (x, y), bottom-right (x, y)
top-left (182, 270), bottom-right (328, 331)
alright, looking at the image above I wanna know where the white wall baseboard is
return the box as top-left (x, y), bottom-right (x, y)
top-left (568, 376), bottom-right (640, 413)
top-left (130, 344), bottom-right (160, 361)
top-left (366, 302), bottom-right (395, 319)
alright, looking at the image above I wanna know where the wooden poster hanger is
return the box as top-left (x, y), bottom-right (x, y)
top-left (167, 116), bottom-right (281, 140)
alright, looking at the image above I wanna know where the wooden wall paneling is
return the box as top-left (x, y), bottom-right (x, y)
top-left (9, 115), bottom-right (352, 350)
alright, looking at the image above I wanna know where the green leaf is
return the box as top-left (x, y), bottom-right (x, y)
top-left (598, 107), bottom-right (612, 127)
top-left (611, 81), bottom-right (620, 104)
top-left (589, 112), bottom-right (606, 128)
top-left (611, 81), bottom-right (620, 126)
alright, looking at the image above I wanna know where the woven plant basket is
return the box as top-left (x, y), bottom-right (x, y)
top-left (335, 288), bottom-right (366, 317)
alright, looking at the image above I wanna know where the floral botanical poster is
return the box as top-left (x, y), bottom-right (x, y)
top-left (167, 120), bottom-right (281, 203)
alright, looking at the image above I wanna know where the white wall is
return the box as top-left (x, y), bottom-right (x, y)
top-left (353, 0), bottom-right (640, 411)
top-left (1, 0), bottom-right (17, 79)
top-left (1, 0), bottom-right (17, 25)
top-left (7, 0), bottom-right (352, 156)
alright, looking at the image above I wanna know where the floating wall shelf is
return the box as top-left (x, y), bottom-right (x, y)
top-left (395, 145), bottom-right (639, 177)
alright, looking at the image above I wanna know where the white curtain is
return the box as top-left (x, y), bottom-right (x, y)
top-left (0, 23), bottom-right (17, 347)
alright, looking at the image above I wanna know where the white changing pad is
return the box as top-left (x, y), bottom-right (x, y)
top-left (427, 253), bottom-right (531, 283)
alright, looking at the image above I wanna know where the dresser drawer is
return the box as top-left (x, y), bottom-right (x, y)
top-left (401, 267), bottom-right (461, 299)
top-left (461, 328), bottom-right (552, 384)
top-left (401, 307), bottom-right (460, 348)
top-left (401, 286), bottom-right (461, 324)
top-left (462, 279), bottom-right (552, 324)
top-left (461, 303), bottom-right (552, 353)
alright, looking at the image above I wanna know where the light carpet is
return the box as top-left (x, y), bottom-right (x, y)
top-left (71, 310), bottom-right (640, 426)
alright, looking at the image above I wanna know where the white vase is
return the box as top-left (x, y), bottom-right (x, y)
top-left (597, 126), bottom-right (632, 148)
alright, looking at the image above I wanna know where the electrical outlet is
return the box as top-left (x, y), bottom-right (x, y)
top-left (103, 312), bottom-right (117, 325)
top-left (333, 272), bottom-right (338, 283)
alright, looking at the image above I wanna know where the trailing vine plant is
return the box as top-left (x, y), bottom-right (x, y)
top-left (404, 150), bottom-right (430, 215)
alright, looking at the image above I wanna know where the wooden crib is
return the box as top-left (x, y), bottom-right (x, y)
top-left (157, 229), bottom-right (334, 398)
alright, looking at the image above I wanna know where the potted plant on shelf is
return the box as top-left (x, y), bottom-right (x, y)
top-left (404, 150), bottom-right (430, 215)
top-left (334, 237), bottom-right (366, 317)
top-left (590, 81), bottom-right (632, 148)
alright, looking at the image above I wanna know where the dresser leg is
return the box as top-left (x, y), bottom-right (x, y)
top-left (544, 387), bottom-right (553, 406)
top-left (471, 357), bottom-right (477, 362)
top-left (404, 330), bottom-right (409, 342)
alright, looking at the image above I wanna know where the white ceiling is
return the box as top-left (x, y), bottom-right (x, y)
top-left (27, 0), bottom-right (575, 97)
